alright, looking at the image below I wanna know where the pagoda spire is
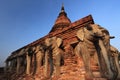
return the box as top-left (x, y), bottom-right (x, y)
top-left (61, 3), bottom-right (65, 13)
top-left (49, 4), bottom-right (71, 32)
top-left (58, 3), bottom-right (67, 17)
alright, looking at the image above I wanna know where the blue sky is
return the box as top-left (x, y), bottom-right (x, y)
top-left (0, 0), bottom-right (120, 67)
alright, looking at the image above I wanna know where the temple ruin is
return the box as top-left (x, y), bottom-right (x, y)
top-left (4, 5), bottom-right (120, 80)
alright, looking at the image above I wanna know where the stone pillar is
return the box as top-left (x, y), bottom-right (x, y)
top-left (33, 53), bottom-right (37, 74)
top-left (36, 52), bottom-right (40, 73)
top-left (22, 56), bottom-right (26, 73)
top-left (9, 60), bottom-right (13, 71)
top-left (5, 61), bottom-right (9, 73)
top-left (49, 52), bottom-right (53, 76)
top-left (44, 50), bottom-right (49, 77)
top-left (26, 52), bottom-right (31, 74)
top-left (36, 51), bottom-right (44, 73)
top-left (16, 57), bottom-right (20, 74)
top-left (9, 59), bottom-right (16, 72)
top-left (55, 52), bottom-right (61, 76)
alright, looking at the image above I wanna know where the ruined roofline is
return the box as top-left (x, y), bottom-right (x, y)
top-left (7, 14), bottom-right (94, 61)
top-left (10, 14), bottom-right (94, 53)
top-left (19, 15), bottom-right (94, 49)
top-left (49, 14), bottom-right (94, 35)
top-left (71, 14), bottom-right (94, 27)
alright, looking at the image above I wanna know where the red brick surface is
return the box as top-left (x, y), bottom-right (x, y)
top-left (4, 12), bottom-right (110, 79)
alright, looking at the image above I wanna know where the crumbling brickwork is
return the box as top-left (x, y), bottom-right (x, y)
top-left (3, 5), bottom-right (119, 80)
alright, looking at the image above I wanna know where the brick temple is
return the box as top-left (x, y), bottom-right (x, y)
top-left (4, 5), bottom-right (117, 80)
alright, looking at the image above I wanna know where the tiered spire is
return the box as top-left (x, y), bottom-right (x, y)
top-left (58, 4), bottom-right (67, 19)
top-left (50, 4), bottom-right (71, 32)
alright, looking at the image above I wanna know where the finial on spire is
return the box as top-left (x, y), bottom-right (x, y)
top-left (58, 3), bottom-right (67, 17)
top-left (61, 3), bottom-right (65, 12)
